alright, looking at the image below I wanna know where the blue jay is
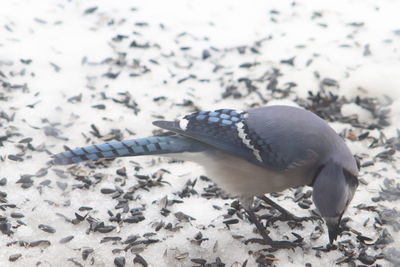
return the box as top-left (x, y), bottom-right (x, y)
top-left (51, 105), bottom-right (359, 248)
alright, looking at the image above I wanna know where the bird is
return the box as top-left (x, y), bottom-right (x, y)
top-left (50, 105), bottom-right (359, 248)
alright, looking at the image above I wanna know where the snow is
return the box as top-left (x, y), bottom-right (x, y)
top-left (1, 0), bottom-right (400, 266)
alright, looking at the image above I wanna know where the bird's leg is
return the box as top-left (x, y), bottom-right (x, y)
top-left (241, 199), bottom-right (300, 249)
top-left (259, 195), bottom-right (319, 224)
top-left (244, 207), bottom-right (273, 242)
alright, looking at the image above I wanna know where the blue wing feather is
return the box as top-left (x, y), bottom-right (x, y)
top-left (153, 109), bottom-right (263, 166)
top-left (153, 108), bottom-right (318, 171)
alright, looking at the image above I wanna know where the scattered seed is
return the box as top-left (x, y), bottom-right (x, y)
top-left (191, 258), bottom-right (207, 265)
top-left (84, 6), bottom-right (98, 15)
top-left (175, 252), bottom-right (189, 260)
top-left (298, 201), bottom-right (311, 209)
top-left (18, 137), bottom-right (32, 143)
top-left (92, 104), bottom-right (106, 110)
top-left (223, 219), bottom-right (239, 225)
top-left (114, 256), bottom-right (125, 267)
top-left (82, 248), bottom-right (94, 260)
top-left (8, 154), bottom-right (23, 162)
top-left (50, 62), bottom-right (61, 72)
top-left (67, 258), bottom-right (84, 267)
top-left (9, 253), bottom-right (22, 262)
top-left (0, 191), bottom-right (7, 198)
top-left (321, 78), bottom-right (338, 87)
top-left (60, 235), bottom-right (74, 244)
top-left (358, 252), bottom-right (376, 265)
top-left (116, 167), bottom-right (127, 177)
top-left (96, 225), bottom-right (116, 233)
top-left (38, 224), bottom-right (56, 234)
top-left (0, 178), bottom-right (7, 186)
top-left (30, 240), bottom-right (51, 247)
top-left (101, 236), bottom-right (122, 243)
top-left (133, 254), bottom-right (148, 266)
top-left (56, 181), bottom-right (68, 191)
top-left (123, 215), bottom-right (145, 224)
top-left (10, 212), bottom-right (24, 218)
top-left (174, 211), bottom-right (195, 222)
top-left (101, 188), bottom-right (116, 194)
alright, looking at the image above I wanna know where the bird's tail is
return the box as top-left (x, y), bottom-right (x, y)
top-left (50, 135), bottom-right (206, 165)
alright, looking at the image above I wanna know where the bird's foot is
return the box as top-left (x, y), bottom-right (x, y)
top-left (258, 195), bottom-right (321, 224)
top-left (245, 238), bottom-right (300, 249)
top-left (264, 213), bottom-right (320, 225)
top-left (244, 206), bottom-right (302, 250)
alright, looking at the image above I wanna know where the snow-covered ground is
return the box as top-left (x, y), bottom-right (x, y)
top-left (1, 0), bottom-right (400, 266)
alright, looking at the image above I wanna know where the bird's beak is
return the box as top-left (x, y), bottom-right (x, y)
top-left (325, 216), bottom-right (340, 244)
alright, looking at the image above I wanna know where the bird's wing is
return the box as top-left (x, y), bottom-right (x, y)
top-left (153, 108), bottom-right (319, 171)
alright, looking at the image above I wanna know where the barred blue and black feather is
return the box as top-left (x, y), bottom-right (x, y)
top-left (50, 136), bottom-right (206, 165)
top-left (183, 109), bottom-right (248, 129)
top-left (153, 109), bottom-right (266, 165)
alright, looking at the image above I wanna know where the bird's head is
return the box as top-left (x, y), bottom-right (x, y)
top-left (312, 160), bottom-right (359, 243)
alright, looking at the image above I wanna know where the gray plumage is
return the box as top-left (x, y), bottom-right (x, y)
top-left (51, 105), bottom-right (359, 244)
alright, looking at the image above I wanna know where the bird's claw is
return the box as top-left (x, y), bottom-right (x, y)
top-left (245, 238), bottom-right (300, 249)
top-left (264, 214), bottom-right (320, 225)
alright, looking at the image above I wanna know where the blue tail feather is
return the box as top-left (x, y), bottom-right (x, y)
top-left (50, 136), bottom-right (206, 165)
